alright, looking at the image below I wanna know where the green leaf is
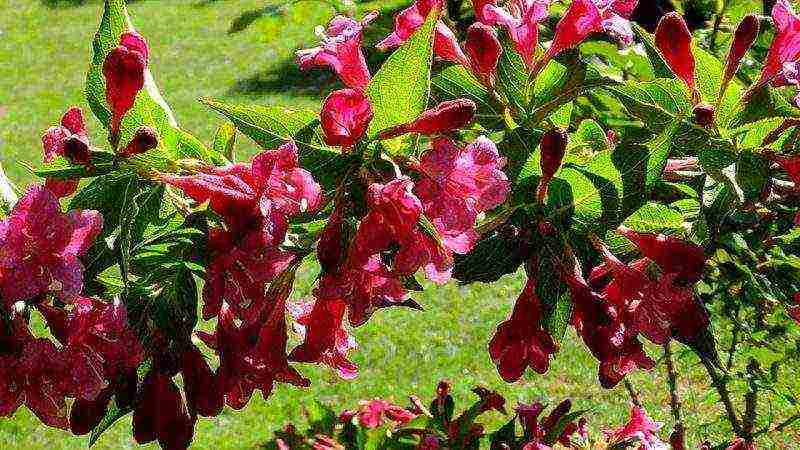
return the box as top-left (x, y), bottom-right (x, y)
top-left (452, 230), bottom-right (528, 284)
top-left (365, 10), bottom-right (436, 137)
top-left (729, 86), bottom-right (800, 129)
top-left (605, 78), bottom-right (693, 134)
top-left (213, 122), bottom-right (236, 160)
top-left (432, 64), bottom-right (503, 129)
top-left (735, 149), bottom-right (770, 201)
top-left (545, 167), bottom-right (604, 234)
top-left (570, 119), bottom-right (609, 155)
top-left (496, 37), bottom-right (529, 117)
top-left (535, 237), bottom-right (571, 344)
top-left (35, 151), bottom-right (116, 179)
top-left (88, 398), bottom-right (132, 446)
top-left (200, 98), bottom-right (355, 192)
top-left (633, 24), bottom-right (673, 78)
top-left (623, 202), bottom-right (685, 234)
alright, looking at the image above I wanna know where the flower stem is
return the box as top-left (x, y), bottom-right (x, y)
top-left (623, 378), bottom-right (643, 408)
top-left (664, 342), bottom-right (685, 440)
top-left (701, 357), bottom-right (742, 435)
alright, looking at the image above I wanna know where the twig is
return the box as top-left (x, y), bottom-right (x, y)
top-left (623, 379), bottom-right (643, 408)
top-left (742, 359), bottom-right (760, 441)
top-left (701, 358), bottom-right (742, 435)
top-left (726, 306), bottom-right (741, 371)
top-left (664, 342), bottom-right (685, 440)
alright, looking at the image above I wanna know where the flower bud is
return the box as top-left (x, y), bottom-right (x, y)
top-left (104, 31), bottom-right (149, 138)
top-left (655, 13), bottom-right (697, 99)
top-left (63, 134), bottom-right (92, 166)
top-left (378, 99), bottom-right (476, 140)
top-left (721, 14), bottom-right (760, 96)
top-left (320, 89), bottom-right (373, 150)
top-left (692, 102), bottom-right (715, 127)
top-left (536, 128), bottom-right (567, 203)
top-left (464, 23), bottom-right (502, 87)
top-left (118, 126), bottom-right (158, 157)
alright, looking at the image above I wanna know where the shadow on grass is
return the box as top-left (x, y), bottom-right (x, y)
top-left (226, 58), bottom-right (337, 98)
top-left (228, 4), bottom-right (288, 34)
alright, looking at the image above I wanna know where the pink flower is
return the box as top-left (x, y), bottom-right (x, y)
top-left (414, 137), bottom-right (509, 260)
top-left (104, 31), bottom-right (149, 138)
top-left (489, 273), bottom-right (556, 381)
top-left (655, 13), bottom-right (698, 99)
top-left (472, 0), bottom-right (497, 23)
top-left (60, 297), bottom-right (143, 402)
top-left (603, 405), bottom-right (665, 450)
top-left (464, 23), bottom-right (503, 87)
top-left (41, 107), bottom-right (91, 198)
top-left (296, 13), bottom-right (377, 91)
top-left (549, 0), bottom-right (638, 59)
top-left (376, 0), bottom-right (469, 66)
top-left (356, 399), bottom-right (417, 428)
top-left (320, 89), bottom-right (373, 149)
top-left (757, 0), bottom-right (800, 87)
top-left (378, 99), bottom-right (477, 140)
top-left (288, 298), bottom-right (358, 379)
top-left (483, 0), bottom-right (553, 68)
top-left (0, 185), bottom-right (102, 305)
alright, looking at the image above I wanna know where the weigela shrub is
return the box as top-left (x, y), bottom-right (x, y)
top-left (0, 0), bottom-right (799, 448)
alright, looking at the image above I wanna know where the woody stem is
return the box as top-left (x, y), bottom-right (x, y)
top-left (623, 379), bottom-right (643, 408)
top-left (664, 342), bottom-right (685, 438)
top-left (701, 357), bottom-right (743, 435)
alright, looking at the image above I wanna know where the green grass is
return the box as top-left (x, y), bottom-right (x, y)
top-left (0, 0), bottom-right (798, 448)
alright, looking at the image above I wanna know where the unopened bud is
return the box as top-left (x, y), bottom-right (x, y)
top-left (104, 31), bottom-right (149, 137)
top-left (118, 126), bottom-right (158, 157)
top-left (655, 13), bottom-right (697, 98)
top-left (693, 103), bottom-right (715, 127)
top-left (536, 128), bottom-right (567, 203)
top-left (721, 14), bottom-right (760, 97)
top-left (63, 135), bottom-right (92, 166)
top-left (464, 23), bottom-right (502, 87)
top-left (378, 99), bottom-right (476, 140)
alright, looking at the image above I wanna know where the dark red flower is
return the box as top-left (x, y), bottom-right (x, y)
top-left (297, 13), bottom-right (377, 91)
top-left (180, 344), bottom-right (224, 417)
top-left (655, 13), bottom-right (698, 100)
top-left (765, 151), bottom-right (800, 188)
top-left (104, 31), bottom-right (149, 137)
top-left (320, 89), bottom-right (373, 149)
top-left (488, 271), bottom-right (556, 382)
top-left (464, 23), bottom-right (503, 88)
top-left (69, 390), bottom-right (113, 436)
top-left (378, 99), bottom-right (476, 139)
top-left (133, 370), bottom-right (194, 450)
top-left (117, 126), bottom-right (159, 157)
top-left (0, 185), bottom-right (102, 305)
top-left (616, 226), bottom-right (706, 283)
top-left (786, 292), bottom-right (800, 325)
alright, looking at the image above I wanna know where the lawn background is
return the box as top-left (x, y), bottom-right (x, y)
top-left (0, 0), bottom-right (798, 448)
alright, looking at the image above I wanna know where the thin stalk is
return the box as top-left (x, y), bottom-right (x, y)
top-left (726, 306), bottom-right (741, 371)
top-left (701, 357), bottom-right (742, 435)
top-left (664, 342), bottom-right (685, 440)
top-left (623, 379), bottom-right (643, 408)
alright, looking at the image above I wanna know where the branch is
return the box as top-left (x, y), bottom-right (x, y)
top-left (701, 358), bottom-right (742, 435)
top-left (726, 306), bottom-right (741, 371)
top-left (742, 359), bottom-right (760, 441)
top-left (623, 378), bottom-right (643, 408)
top-left (664, 342), bottom-right (685, 442)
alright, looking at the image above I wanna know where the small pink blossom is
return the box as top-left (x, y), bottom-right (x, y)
top-left (483, 0), bottom-right (553, 68)
top-left (104, 31), bottom-right (149, 137)
top-left (41, 107), bottom-right (91, 198)
top-left (356, 399), bottom-right (417, 428)
top-left (603, 405), bottom-right (665, 450)
top-left (0, 185), bottom-right (102, 305)
top-left (297, 13), bottom-right (377, 91)
top-left (320, 89), bottom-right (373, 150)
top-left (548, 0), bottom-right (638, 59)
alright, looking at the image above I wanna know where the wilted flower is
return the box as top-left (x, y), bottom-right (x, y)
top-left (41, 106), bottom-right (91, 197)
top-left (296, 13), bottom-right (377, 91)
top-left (488, 271), bottom-right (556, 381)
top-left (483, 0), bottom-right (553, 68)
top-left (320, 89), bottom-right (373, 149)
top-left (655, 13), bottom-right (698, 101)
top-left (548, 0), bottom-right (638, 62)
top-left (104, 31), bottom-right (149, 138)
top-left (288, 298), bottom-right (358, 379)
top-left (0, 185), bottom-right (102, 305)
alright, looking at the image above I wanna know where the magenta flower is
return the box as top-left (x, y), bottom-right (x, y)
top-left (483, 0), bottom-right (553, 68)
top-left (548, 0), bottom-right (638, 59)
top-left (414, 137), bottom-right (509, 258)
top-left (41, 107), bottom-right (90, 198)
top-left (320, 89), bottom-right (373, 150)
top-left (296, 13), bottom-right (377, 91)
top-left (103, 31), bottom-right (149, 138)
top-left (603, 405), bottom-right (665, 450)
top-left (0, 185), bottom-right (102, 306)
top-left (472, 0), bottom-right (497, 23)
top-left (464, 23), bottom-right (503, 87)
top-left (288, 297), bottom-right (358, 379)
top-left (757, 0), bottom-right (800, 87)
top-left (355, 399), bottom-right (417, 428)
top-left (60, 297), bottom-right (143, 402)
top-left (132, 369), bottom-right (194, 449)
top-left (376, 0), bottom-right (470, 66)
top-left (488, 274), bottom-right (556, 381)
